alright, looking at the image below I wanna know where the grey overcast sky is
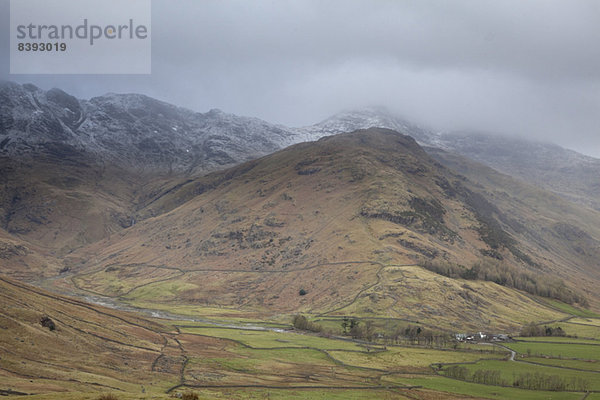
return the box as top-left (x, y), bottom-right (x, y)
top-left (1, 0), bottom-right (600, 156)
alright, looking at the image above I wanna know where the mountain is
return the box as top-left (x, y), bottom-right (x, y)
top-left (0, 81), bottom-right (294, 174)
top-left (433, 132), bottom-right (600, 211)
top-left (0, 81), bottom-right (300, 252)
top-left (4, 82), bottom-right (600, 400)
top-left (1, 82), bottom-right (599, 326)
top-left (291, 107), bottom-right (432, 144)
top-left (0, 226), bottom-right (64, 280)
top-left (297, 107), bottom-right (600, 212)
top-left (47, 128), bottom-right (599, 332)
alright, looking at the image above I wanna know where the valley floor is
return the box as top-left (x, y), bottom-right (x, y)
top-left (3, 274), bottom-right (600, 400)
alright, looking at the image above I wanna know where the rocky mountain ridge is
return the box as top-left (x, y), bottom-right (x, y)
top-left (0, 81), bottom-right (294, 174)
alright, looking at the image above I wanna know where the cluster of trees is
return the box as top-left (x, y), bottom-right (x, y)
top-left (512, 372), bottom-right (588, 391)
top-left (340, 319), bottom-right (453, 347)
top-left (445, 365), bottom-right (471, 380)
top-left (291, 315), bottom-right (322, 333)
top-left (445, 366), bottom-right (507, 385)
top-left (341, 317), bottom-right (375, 341)
top-left (96, 394), bottom-right (120, 400)
top-left (472, 369), bottom-right (504, 386)
top-left (520, 323), bottom-right (567, 337)
top-left (385, 325), bottom-right (454, 347)
top-left (341, 317), bottom-right (359, 334)
top-left (292, 315), bottom-right (452, 345)
top-left (445, 366), bottom-right (589, 391)
top-left (421, 258), bottom-right (588, 306)
top-left (446, 366), bottom-right (506, 385)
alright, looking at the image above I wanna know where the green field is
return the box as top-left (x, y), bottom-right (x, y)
top-left (506, 340), bottom-right (600, 360)
top-left (443, 359), bottom-right (600, 390)
top-left (386, 375), bottom-right (583, 400)
top-left (179, 326), bottom-right (369, 350)
top-left (557, 322), bottom-right (600, 339)
top-left (541, 318), bottom-right (600, 340)
top-left (517, 336), bottom-right (600, 344)
top-left (181, 388), bottom-right (414, 400)
top-left (540, 299), bottom-right (600, 318)
top-left (328, 345), bottom-right (505, 370)
top-left (526, 356), bottom-right (600, 371)
top-left (176, 323), bottom-right (600, 399)
top-left (7, 274), bottom-right (600, 400)
top-left (6, 313), bottom-right (600, 400)
top-left (570, 317), bottom-right (600, 326)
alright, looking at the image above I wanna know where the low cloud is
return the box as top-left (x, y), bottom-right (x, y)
top-left (1, 0), bottom-right (599, 156)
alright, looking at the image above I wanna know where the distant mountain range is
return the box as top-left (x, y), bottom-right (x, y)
top-left (2, 81), bottom-right (599, 211)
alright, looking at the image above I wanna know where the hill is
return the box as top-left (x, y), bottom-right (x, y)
top-left (48, 128), bottom-right (599, 332)
top-left (297, 107), bottom-right (600, 212)
top-left (0, 151), bottom-right (153, 254)
top-left (0, 80), bottom-right (291, 252)
top-left (2, 80), bottom-right (599, 331)
top-left (0, 274), bottom-right (181, 397)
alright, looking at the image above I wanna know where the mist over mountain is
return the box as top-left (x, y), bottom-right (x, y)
top-left (295, 107), bottom-right (600, 212)
top-left (3, 81), bottom-right (599, 215)
top-left (433, 132), bottom-right (600, 211)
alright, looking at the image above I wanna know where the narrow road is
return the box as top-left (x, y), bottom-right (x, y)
top-left (508, 347), bottom-right (516, 361)
top-left (476, 342), bottom-right (516, 361)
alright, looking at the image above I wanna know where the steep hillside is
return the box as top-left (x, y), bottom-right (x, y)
top-left (0, 227), bottom-right (64, 280)
top-left (427, 147), bottom-right (600, 297)
top-left (4, 82), bottom-right (599, 259)
top-left (0, 153), bottom-right (147, 254)
top-left (4, 80), bottom-right (599, 212)
top-left (49, 128), bottom-right (597, 331)
top-left (2, 80), bottom-right (599, 331)
top-left (0, 275), bottom-right (181, 397)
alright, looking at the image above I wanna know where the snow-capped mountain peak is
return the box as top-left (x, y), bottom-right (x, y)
top-left (290, 106), bottom-right (434, 145)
